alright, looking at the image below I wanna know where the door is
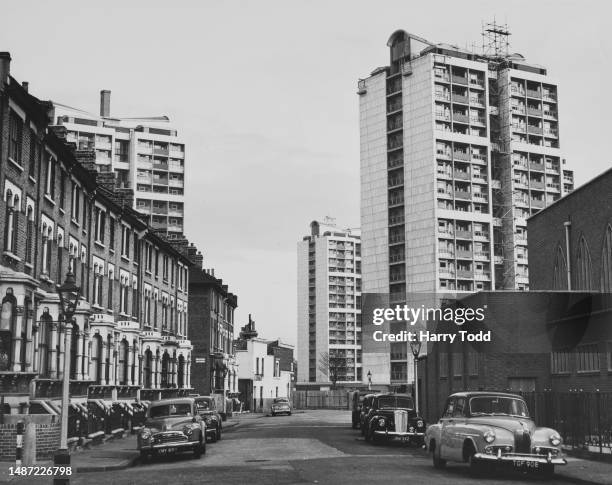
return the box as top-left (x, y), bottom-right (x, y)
top-left (439, 398), bottom-right (457, 460)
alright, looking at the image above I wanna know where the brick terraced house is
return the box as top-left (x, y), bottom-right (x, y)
top-left (0, 52), bottom-right (192, 459)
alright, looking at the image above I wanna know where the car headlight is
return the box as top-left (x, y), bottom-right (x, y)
top-left (183, 426), bottom-right (194, 436)
top-left (140, 429), bottom-right (151, 440)
top-left (417, 420), bottom-right (424, 428)
top-left (484, 430), bottom-right (496, 443)
top-left (549, 433), bottom-right (561, 446)
top-left (205, 417), bottom-right (212, 425)
top-left (378, 418), bottom-right (386, 427)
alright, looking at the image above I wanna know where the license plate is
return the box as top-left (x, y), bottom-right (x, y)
top-left (513, 460), bottom-right (539, 469)
top-left (157, 447), bottom-right (176, 455)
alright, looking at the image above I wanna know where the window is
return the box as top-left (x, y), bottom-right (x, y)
top-left (108, 268), bottom-right (114, 308)
top-left (115, 140), bottom-right (129, 163)
top-left (109, 217), bottom-right (115, 250)
top-left (28, 132), bottom-right (39, 178)
top-left (25, 206), bottom-right (35, 263)
top-left (71, 184), bottom-right (80, 223)
top-left (163, 255), bottom-right (169, 280)
top-left (93, 263), bottom-right (103, 306)
top-left (452, 352), bottom-right (463, 377)
top-left (576, 344), bottom-right (599, 373)
top-left (118, 340), bottom-right (128, 385)
top-left (439, 352), bottom-right (448, 378)
top-left (121, 226), bottom-right (130, 258)
top-left (94, 208), bottom-right (106, 243)
top-left (0, 290), bottom-right (17, 371)
top-left (44, 157), bottom-right (56, 198)
top-left (3, 191), bottom-right (19, 254)
top-left (467, 352), bottom-right (478, 376)
top-left (133, 233), bottom-right (139, 262)
top-left (8, 111), bottom-right (23, 165)
top-left (59, 172), bottom-right (66, 209)
top-left (155, 249), bottom-right (159, 276)
top-left (551, 351), bottom-right (571, 374)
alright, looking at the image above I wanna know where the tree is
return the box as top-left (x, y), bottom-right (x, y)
top-left (318, 351), bottom-right (346, 389)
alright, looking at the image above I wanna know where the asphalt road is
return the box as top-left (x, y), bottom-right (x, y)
top-left (48, 410), bottom-right (577, 484)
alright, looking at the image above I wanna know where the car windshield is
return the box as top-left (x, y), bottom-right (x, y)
top-left (378, 396), bottom-right (414, 409)
top-left (469, 396), bottom-right (530, 418)
top-left (149, 403), bottom-right (192, 418)
top-left (195, 400), bottom-right (212, 412)
top-left (274, 398), bottom-right (289, 404)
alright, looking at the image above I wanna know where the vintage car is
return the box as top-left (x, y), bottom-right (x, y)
top-left (363, 393), bottom-right (426, 445)
top-left (137, 398), bottom-right (206, 461)
top-left (271, 397), bottom-right (292, 416)
top-left (351, 392), bottom-right (365, 429)
top-left (425, 392), bottom-right (567, 477)
top-left (194, 396), bottom-right (223, 442)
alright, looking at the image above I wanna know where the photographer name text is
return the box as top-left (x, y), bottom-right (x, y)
top-left (372, 330), bottom-right (491, 343)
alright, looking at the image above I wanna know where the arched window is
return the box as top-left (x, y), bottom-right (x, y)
top-left (161, 352), bottom-right (170, 388)
top-left (0, 290), bottom-right (16, 371)
top-left (177, 354), bottom-right (185, 388)
top-left (552, 245), bottom-right (568, 290)
top-left (38, 312), bottom-right (53, 377)
top-left (143, 349), bottom-right (153, 388)
top-left (118, 339), bottom-right (128, 385)
top-left (576, 236), bottom-right (593, 290)
top-left (91, 334), bottom-right (103, 384)
top-left (106, 334), bottom-right (112, 383)
top-left (601, 225), bottom-right (612, 292)
top-left (25, 205), bottom-right (35, 264)
top-left (4, 190), bottom-right (19, 254)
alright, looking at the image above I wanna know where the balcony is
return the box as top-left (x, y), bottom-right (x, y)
top-left (456, 250), bottom-right (473, 259)
top-left (457, 269), bottom-right (474, 279)
top-left (153, 162), bottom-right (169, 171)
top-left (435, 71), bottom-right (450, 82)
top-left (472, 173), bottom-right (487, 182)
top-left (470, 97), bottom-right (485, 107)
top-left (527, 125), bottom-right (543, 134)
top-left (454, 190), bottom-right (471, 200)
top-left (455, 229), bottom-right (472, 239)
top-left (439, 269), bottom-right (456, 278)
top-left (389, 234), bottom-right (405, 244)
top-left (453, 113), bottom-right (469, 123)
top-left (388, 119), bottom-right (403, 131)
top-left (474, 251), bottom-right (490, 261)
top-left (473, 193), bottom-right (488, 202)
top-left (529, 161), bottom-right (545, 171)
top-left (436, 112), bottom-right (451, 122)
top-left (438, 229), bottom-right (454, 238)
top-left (512, 124), bottom-right (526, 133)
top-left (529, 180), bottom-right (545, 190)
top-left (454, 170), bottom-right (470, 180)
top-left (437, 169), bottom-right (452, 179)
top-left (453, 150), bottom-right (471, 161)
top-left (474, 272), bottom-right (491, 281)
top-left (154, 148), bottom-right (169, 156)
top-left (512, 106), bottom-right (526, 115)
top-left (470, 117), bottom-right (486, 126)
top-left (387, 100), bottom-right (402, 113)
top-left (390, 273), bottom-right (406, 282)
top-left (530, 199), bottom-right (545, 209)
top-left (389, 195), bottom-right (404, 206)
top-left (452, 94), bottom-right (469, 104)
top-left (526, 89), bottom-right (541, 99)
top-left (438, 249), bottom-right (455, 258)
top-left (388, 177), bottom-right (404, 188)
top-left (436, 150), bottom-right (452, 160)
top-left (471, 153), bottom-right (487, 164)
top-left (543, 92), bottom-right (557, 102)
top-left (527, 107), bottom-right (542, 117)
top-left (389, 214), bottom-right (405, 225)
top-left (544, 110), bottom-right (557, 119)
top-left (389, 253), bottom-right (405, 263)
top-left (469, 78), bottom-right (485, 88)
top-left (474, 231), bottom-right (489, 241)
top-left (452, 75), bottom-right (468, 85)
top-left (388, 157), bottom-right (403, 169)
top-left (544, 129), bottom-right (558, 138)
top-left (435, 92), bottom-right (451, 102)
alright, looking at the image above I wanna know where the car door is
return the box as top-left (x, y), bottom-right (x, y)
top-left (447, 397), bottom-right (468, 461)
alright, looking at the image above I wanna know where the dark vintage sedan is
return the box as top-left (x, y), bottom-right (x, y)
top-left (194, 396), bottom-right (223, 442)
top-left (363, 393), bottom-right (426, 445)
top-left (137, 398), bottom-right (206, 461)
top-left (351, 392), bottom-right (365, 429)
top-left (359, 394), bottom-right (379, 435)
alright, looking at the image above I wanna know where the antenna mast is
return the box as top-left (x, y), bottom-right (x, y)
top-left (481, 20), bottom-right (511, 59)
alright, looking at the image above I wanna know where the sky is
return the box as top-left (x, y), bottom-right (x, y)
top-left (2, 0), bottom-right (611, 352)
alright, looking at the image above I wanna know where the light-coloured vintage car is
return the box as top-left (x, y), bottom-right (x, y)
top-left (425, 392), bottom-right (566, 477)
top-left (194, 396), bottom-right (223, 442)
top-left (271, 397), bottom-right (292, 416)
top-left (137, 398), bottom-right (206, 461)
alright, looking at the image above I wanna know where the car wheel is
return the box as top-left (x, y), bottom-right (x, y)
top-left (288, 412), bottom-right (292, 416)
top-left (271, 412), bottom-right (275, 417)
top-left (210, 432), bottom-right (217, 443)
top-left (431, 441), bottom-right (446, 469)
top-left (465, 442), bottom-right (483, 476)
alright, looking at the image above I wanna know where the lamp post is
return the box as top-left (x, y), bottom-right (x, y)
top-left (54, 266), bottom-right (81, 485)
top-left (367, 370), bottom-right (372, 391)
top-left (409, 340), bottom-right (422, 415)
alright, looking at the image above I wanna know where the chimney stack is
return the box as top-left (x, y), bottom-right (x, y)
top-left (100, 89), bottom-right (111, 117)
top-left (21, 81), bottom-right (28, 92)
top-left (0, 52), bottom-right (11, 91)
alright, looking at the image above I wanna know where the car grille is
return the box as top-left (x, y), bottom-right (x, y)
top-left (153, 432), bottom-right (187, 444)
top-left (514, 430), bottom-right (531, 454)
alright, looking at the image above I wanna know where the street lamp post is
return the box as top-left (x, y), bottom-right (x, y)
top-left (409, 340), bottom-right (422, 415)
top-left (54, 266), bottom-right (81, 485)
top-left (367, 370), bottom-right (372, 391)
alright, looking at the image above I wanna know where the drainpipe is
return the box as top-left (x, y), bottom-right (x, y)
top-left (564, 221), bottom-right (572, 290)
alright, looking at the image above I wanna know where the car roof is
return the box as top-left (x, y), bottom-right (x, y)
top-left (149, 398), bottom-right (194, 406)
top-left (449, 391), bottom-right (523, 399)
top-left (194, 396), bottom-right (213, 401)
top-left (374, 393), bottom-right (413, 399)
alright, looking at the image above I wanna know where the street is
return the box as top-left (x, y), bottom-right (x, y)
top-left (56, 410), bottom-right (578, 485)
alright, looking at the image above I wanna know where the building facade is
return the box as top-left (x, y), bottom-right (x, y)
top-left (52, 91), bottom-right (186, 239)
top-left (358, 29), bottom-right (574, 388)
top-left (297, 219), bottom-right (362, 387)
top-left (236, 318), bottom-right (294, 412)
top-left (187, 252), bottom-right (238, 398)
top-left (0, 53), bottom-right (192, 448)
top-left (528, 167), bottom-right (612, 392)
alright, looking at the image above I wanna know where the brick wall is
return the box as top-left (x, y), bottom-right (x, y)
top-left (0, 421), bottom-right (60, 461)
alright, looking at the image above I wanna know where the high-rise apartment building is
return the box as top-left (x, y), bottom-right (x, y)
top-left (52, 91), bottom-right (186, 238)
top-left (297, 219), bottom-right (362, 386)
top-left (358, 28), bottom-right (574, 387)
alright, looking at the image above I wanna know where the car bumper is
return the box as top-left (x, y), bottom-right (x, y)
top-left (140, 441), bottom-right (199, 451)
top-left (475, 452), bottom-right (567, 465)
top-left (373, 430), bottom-right (425, 438)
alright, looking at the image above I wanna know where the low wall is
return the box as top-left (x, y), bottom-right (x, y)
top-left (0, 415), bottom-right (60, 462)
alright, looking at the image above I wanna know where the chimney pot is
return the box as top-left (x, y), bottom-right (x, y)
top-left (100, 89), bottom-right (111, 117)
top-left (21, 81), bottom-right (28, 92)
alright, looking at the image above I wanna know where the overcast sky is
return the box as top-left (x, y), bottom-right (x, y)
top-left (2, 0), bottom-right (610, 351)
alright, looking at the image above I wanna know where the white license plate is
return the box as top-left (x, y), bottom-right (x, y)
top-left (157, 447), bottom-right (176, 455)
top-left (513, 460), bottom-right (539, 469)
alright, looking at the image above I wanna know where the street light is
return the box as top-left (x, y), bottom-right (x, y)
top-left (54, 265), bottom-right (81, 485)
top-left (367, 370), bottom-right (372, 391)
top-left (409, 340), bottom-right (422, 415)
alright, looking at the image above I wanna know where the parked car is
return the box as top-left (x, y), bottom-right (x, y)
top-left (271, 397), bottom-right (292, 416)
top-left (359, 394), bottom-right (378, 435)
top-left (194, 396), bottom-right (223, 442)
top-left (425, 392), bottom-right (567, 477)
top-left (351, 392), bottom-right (365, 429)
top-left (363, 393), bottom-right (425, 445)
top-left (137, 398), bottom-right (206, 461)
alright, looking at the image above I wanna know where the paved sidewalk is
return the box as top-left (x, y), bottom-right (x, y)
top-left (555, 456), bottom-right (612, 485)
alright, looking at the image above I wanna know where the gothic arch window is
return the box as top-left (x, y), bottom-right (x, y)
top-left (38, 311), bottom-right (53, 377)
top-left (143, 349), bottom-right (152, 388)
top-left (177, 354), bottom-right (185, 388)
top-left (118, 339), bottom-right (128, 385)
top-left (601, 225), bottom-right (612, 292)
top-left (70, 323), bottom-right (80, 379)
top-left (4, 190), bottom-right (19, 254)
top-left (25, 205), bottom-right (35, 264)
top-left (576, 236), bottom-right (593, 291)
top-left (161, 352), bottom-right (170, 388)
top-left (91, 334), bottom-right (103, 384)
top-left (552, 245), bottom-right (568, 290)
top-left (0, 290), bottom-right (16, 371)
